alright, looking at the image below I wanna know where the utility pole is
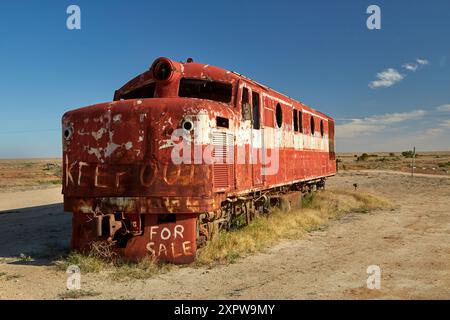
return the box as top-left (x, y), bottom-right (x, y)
top-left (411, 147), bottom-right (416, 178)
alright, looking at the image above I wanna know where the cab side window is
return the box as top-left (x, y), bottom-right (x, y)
top-left (299, 111), bottom-right (303, 133)
top-left (252, 91), bottom-right (261, 130)
top-left (293, 109), bottom-right (299, 132)
top-left (241, 87), bottom-right (251, 121)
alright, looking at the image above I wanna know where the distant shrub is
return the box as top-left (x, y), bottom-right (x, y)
top-left (402, 150), bottom-right (415, 158)
top-left (356, 153), bottom-right (369, 161)
top-left (389, 152), bottom-right (396, 157)
top-left (438, 162), bottom-right (450, 168)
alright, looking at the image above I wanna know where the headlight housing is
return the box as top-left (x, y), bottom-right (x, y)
top-left (181, 119), bottom-right (194, 132)
top-left (151, 58), bottom-right (173, 82)
top-left (63, 124), bottom-right (73, 141)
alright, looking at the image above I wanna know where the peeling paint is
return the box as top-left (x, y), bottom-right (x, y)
top-left (113, 114), bottom-right (122, 123)
top-left (159, 139), bottom-right (176, 149)
top-left (125, 141), bottom-right (133, 150)
top-left (91, 127), bottom-right (107, 141)
top-left (105, 142), bottom-right (120, 157)
top-left (87, 147), bottom-right (103, 162)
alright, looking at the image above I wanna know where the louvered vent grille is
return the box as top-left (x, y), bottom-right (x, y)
top-left (212, 131), bottom-right (234, 189)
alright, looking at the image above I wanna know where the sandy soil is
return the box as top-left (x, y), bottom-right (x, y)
top-left (0, 170), bottom-right (449, 300)
top-left (0, 187), bottom-right (62, 212)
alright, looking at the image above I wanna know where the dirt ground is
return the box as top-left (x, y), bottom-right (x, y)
top-left (338, 151), bottom-right (450, 176)
top-left (0, 159), bottom-right (62, 193)
top-left (1, 169), bottom-right (449, 300)
top-left (0, 187), bottom-right (62, 212)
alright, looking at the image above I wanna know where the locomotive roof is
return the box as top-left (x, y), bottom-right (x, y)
top-left (117, 58), bottom-right (332, 121)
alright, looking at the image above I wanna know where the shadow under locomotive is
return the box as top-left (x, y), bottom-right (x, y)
top-left (0, 204), bottom-right (71, 266)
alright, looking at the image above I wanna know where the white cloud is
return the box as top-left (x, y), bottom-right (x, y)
top-left (369, 68), bottom-right (405, 89)
top-left (336, 110), bottom-right (426, 138)
top-left (368, 110), bottom-right (427, 123)
top-left (336, 105), bottom-right (450, 152)
top-left (402, 58), bottom-right (430, 72)
top-left (440, 119), bottom-right (450, 128)
top-left (416, 58), bottom-right (429, 65)
top-left (423, 120), bottom-right (450, 137)
top-left (424, 127), bottom-right (443, 136)
top-left (436, 104), bottom-right (450, 112)
top-left (372, 59), bottom-right (429, 88)
top-left (402, 63), bottom-right (418, 72)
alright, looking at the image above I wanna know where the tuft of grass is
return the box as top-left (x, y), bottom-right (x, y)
top-left (55, 251), bottom-right (172, 281)
top-left (6, 274), bottom-right (23, 281)
top-left (54, 252), bottom-right (108, 273)
top-left (196, 189), bottom-right (391, 265)
top-left (18, 253), bottom-right (33, 262)
top-left (112, 257), bottom-right (172, 281)
top-left (58, 289), bottom-right (100, 300)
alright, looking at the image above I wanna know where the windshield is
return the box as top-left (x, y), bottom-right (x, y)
top-left (117, 82), bottom-right (156, 100)
top-left (178, 78), bottom-right (232, 103)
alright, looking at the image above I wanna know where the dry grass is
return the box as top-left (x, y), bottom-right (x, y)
top-left (111, 257), bottom-right (173, 280)
top-left (55, 252), bottom-right (108, 273)
top-left (196, 189), bottom-right (392, 265)
top-left (58, 289), bottom-right (100, 300)
top-left (54, 251), bottom-right (172, 281)
top-left (0, 272), bottom-right (23, 281)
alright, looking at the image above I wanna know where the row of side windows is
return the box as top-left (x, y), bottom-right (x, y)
top-left (240, 86), bottom-right (284, 130)
top-left (292, 109), bottom-right (325, 137)
top-left (241, 87), bottom-right (325, 137)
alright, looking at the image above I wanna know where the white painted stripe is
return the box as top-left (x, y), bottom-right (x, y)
top-left (262, 92), bottom-right (293, 107)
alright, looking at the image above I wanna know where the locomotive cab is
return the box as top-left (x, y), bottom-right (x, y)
top-left (62, 58), bottom-right (239, 263)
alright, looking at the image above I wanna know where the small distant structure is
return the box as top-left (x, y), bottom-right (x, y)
top-left (44, 163), bottom-right (61, 171)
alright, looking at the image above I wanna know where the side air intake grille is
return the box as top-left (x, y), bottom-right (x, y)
top-left (212, 131), bottom-right (234, 189)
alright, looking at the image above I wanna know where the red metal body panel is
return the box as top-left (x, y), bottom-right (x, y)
top-left (62, 57), bottom-right (336, 263)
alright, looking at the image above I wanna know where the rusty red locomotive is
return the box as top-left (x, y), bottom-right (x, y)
top-left (62, 57), bottom-right (336, 263)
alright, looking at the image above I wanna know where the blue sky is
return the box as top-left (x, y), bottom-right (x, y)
top-left (0, 0), bottom-right (449, 157)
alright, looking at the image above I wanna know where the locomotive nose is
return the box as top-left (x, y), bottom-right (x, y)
top-left (62, 101), bottom-right (148, 165)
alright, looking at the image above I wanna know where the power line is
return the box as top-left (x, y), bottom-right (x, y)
top-left (0, 128), bottom-right (60, 135)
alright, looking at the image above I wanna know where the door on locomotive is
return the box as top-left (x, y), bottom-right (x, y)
top-left (250, 88), bottom-right (264, 186)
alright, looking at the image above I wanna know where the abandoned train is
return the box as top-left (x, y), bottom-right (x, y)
top-left (62, 57), bottom-right (336, 263)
